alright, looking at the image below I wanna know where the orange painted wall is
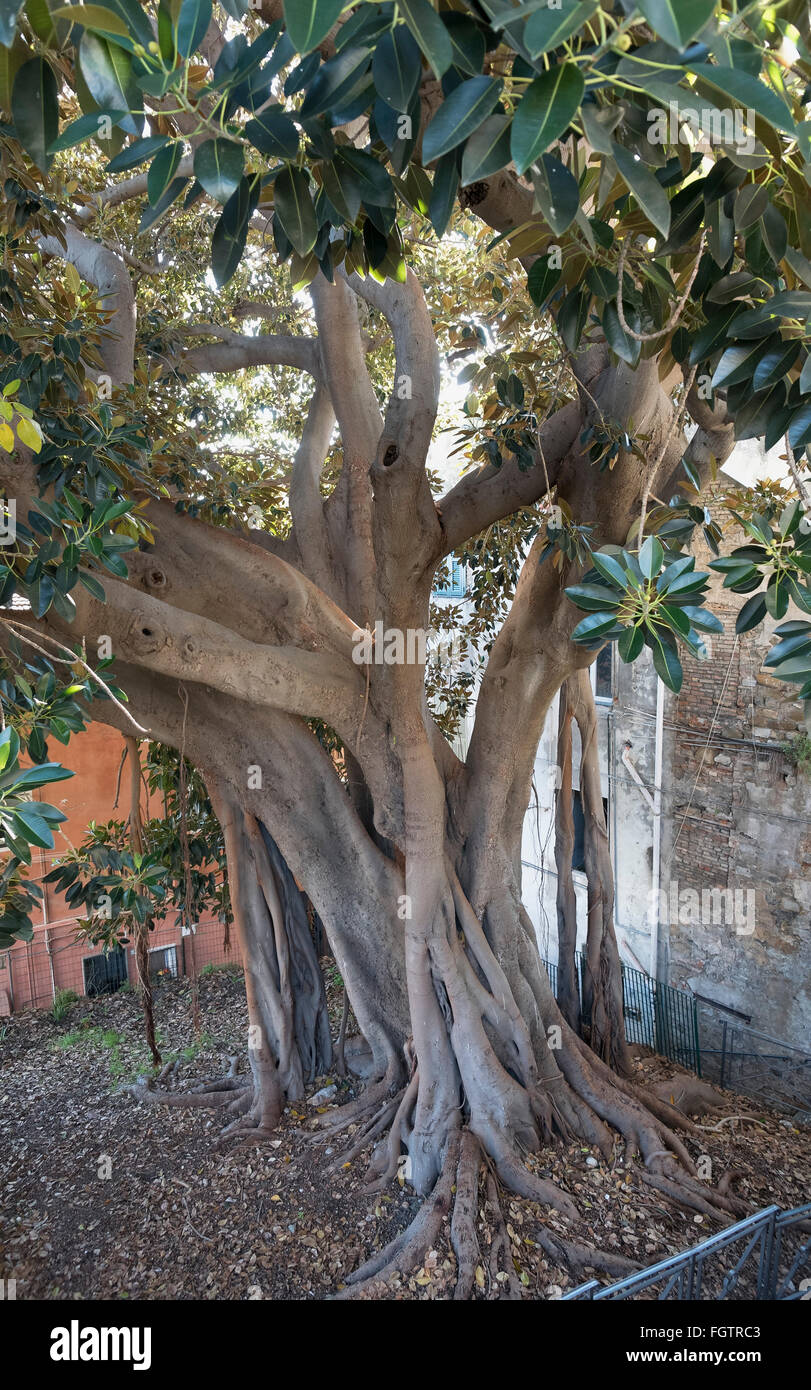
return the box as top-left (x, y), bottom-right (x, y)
top-left (0, 724), bottom-right (238, 1013)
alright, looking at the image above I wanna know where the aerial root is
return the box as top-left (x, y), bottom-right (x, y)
top-left (364, 1070), bottom-right (420, 1189)
top-left (214, 1122), bottom-right (280, 1150)
top-left (336, 1125), bottom-right (461, 1299)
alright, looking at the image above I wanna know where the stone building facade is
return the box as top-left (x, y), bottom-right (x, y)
top-left (521, 533), bottom-right (811, 1058)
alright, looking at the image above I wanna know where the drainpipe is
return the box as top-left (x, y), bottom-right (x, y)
top-left (650, 678), bottom-right (665, 982)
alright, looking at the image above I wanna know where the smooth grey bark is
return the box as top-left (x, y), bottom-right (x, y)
top-left (5, 197), bottom-right (743, 1223)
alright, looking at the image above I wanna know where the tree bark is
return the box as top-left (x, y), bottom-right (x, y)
top-left (124, 737), bottom-right (161, 1069)
top-left (554, 680), bottom-right (581, 1034)
top-left (569, 668), bottom-right (633, 1077)
top-left (1, 223), bottom-right (745, 1273)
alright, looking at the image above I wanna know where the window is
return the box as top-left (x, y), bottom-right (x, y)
top-left (433, 556), bottom-right (467, 598)
top-left (592, 644), bottom-right (613, 703)
top-left (571, 790), bottom-right (586, 873)
top-left (569, 790), bottom-right (610, 874)
top-left (83, 948), bottom-right (128, 997)
top-left (149, 945), bottom-right (178, 982)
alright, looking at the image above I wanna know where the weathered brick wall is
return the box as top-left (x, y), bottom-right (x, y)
top-left (661, 526), bottom-right (811, 1051)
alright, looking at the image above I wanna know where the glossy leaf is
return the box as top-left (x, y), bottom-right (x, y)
top-left (511, 64), bottom-right (583, 176)
top-left (176, 0), bottom-right (212, 58)
top-left (11, 56), bottom-right (57, 173)
top-left (273, 165), bottom-right (318, 256)
top-left (422, 76), bottom-right (502, 166)
top-left (194, 138), bottom-right (244, 204)
top-left (398, 0), bottom-right (452, 80)
top-left (283, 0), bottom-right (344, 55)
top-left (611, 141), bottom-right (670, 237)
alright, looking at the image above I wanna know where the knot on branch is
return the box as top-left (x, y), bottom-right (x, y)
top-left (460, 181), bottom-right (488, 209)
top-left (381, 442), bottom-right (399, 468)
top-left (128, 614), bottom-right (167, 655)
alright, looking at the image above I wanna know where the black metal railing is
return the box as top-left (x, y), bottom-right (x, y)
top-left (544, 953), bottom-right (701, 1073)
top-left (562, 1203), bottom-right (811, 1300)
top-left (700, 1019), bottom-right (811, 1113)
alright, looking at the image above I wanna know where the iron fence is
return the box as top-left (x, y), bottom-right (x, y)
top-left (562, 1203), bottom-right (811, 1300)
top-left (544, 953), bottom-right (701, 1073)
top-left (701, 1018), bottom-right (811, 1114)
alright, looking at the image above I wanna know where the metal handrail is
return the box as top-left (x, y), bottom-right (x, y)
top-left (562, 1203), bottom-right (811, 1301)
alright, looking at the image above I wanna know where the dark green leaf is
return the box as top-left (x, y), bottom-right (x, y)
top-left (273, 164), bottom-right (318, 256)
top-left (527, 254), bottom-right (561, 309)
top-left (511, 63), bottom-right (583, 176)
top-left (50, 108), bottom-right (129, 154)
top-left (373, 25), bottom-right (421, 113)
top-left (398, 0), bottom-right (452, 80)
top-left (525, 1), bottom-right (597, 59)
top-left (137, 175), bottom-right (187, 231)
top-left (611, 141), bottom-right (670, 237)
top-left (78, 30), bottom-right (140, 135)
top-left (11, 56), bottom-right (58, 172)
top-left (637, 0), bottom-right (715, 49)
top-left (147, 139), bottom-right (183, 205)
top-left (687, 63), bottom-right (795, 136)
top-left (244, 107), bottom-right (299, 160)
top-left (283, 0), bottom-right (344, 55)
top-left (106, 133), bottom-right (170, 171)
top-left (639, 534), bottom-right (663, 580)
top-left (422, 75), bottom-right (502, 165)
top-left (531, 152), bottom-right (579, 235)
top-left (194, 137), bottom-right (244, 204)
top-left (177, 0), bottom-right (211, 58)
top-left (736, 592), bottom-right (767, 633)
top-left (461, 113), bottom-right (511, 186)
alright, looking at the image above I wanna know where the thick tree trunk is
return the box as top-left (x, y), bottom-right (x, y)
top-left (7, 217), bottom-right (743, 1288)
top-left (201, 778), bottom-right (332, 1140)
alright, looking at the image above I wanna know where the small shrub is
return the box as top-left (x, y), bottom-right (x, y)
top-left (782, 732), bottom-right (811, 774)
top-left (51, 989), bottom-right (78, 1022)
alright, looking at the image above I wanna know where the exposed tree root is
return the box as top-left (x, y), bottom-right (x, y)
top-left (492, 1151), bottom-right (578, 1223)
top-left (638, 1170), bottom-right (741, 1225)
top-left (450, 1130), bottom-right (483, 1300)
top-left (534, 1227), bottom-right (640, 1283)
top-left (335, 1122), bottom-right (660, 1298)
top-left (336, 1125), bottom-right (461, 1298)
top-left (484, 1170), bottom-right (524, 1298)
top-left (124, 1054), bottom-right (287, 1150)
